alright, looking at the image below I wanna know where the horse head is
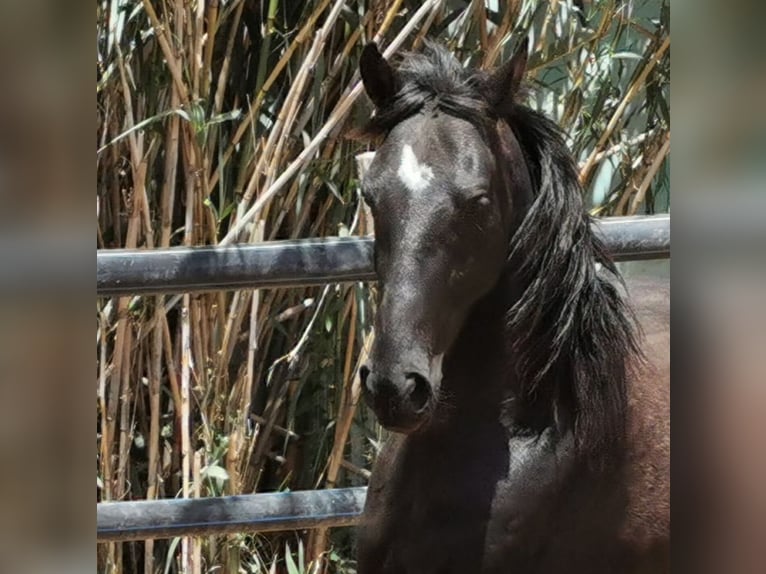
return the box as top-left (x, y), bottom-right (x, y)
top-left (357, 41), bottom-right (534, 433)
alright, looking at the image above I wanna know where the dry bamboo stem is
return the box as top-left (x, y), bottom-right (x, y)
top-left (628, 131), bottom-right (670, 215)
top-left (413, 0), bottom-right (441, 50)
top-left (180, 293), bottom-right (192, 571)
top-left (98, 311), bottom-right (112, 574)
top-left (239, 0), bottom-right (347, 213)
top-left (309, 328), bottom-right (374, 563)
top-left (293, 0), bottom-right (395, 137)
top-left (109, 44), bottom-right (148, 569)
top-left (211, 0), bottom-right (244, 120)
top-left (191, 0), bottom-right (204, 102)
top-left (473, 0), bottom-right (489, 52)
top-left (192, 450), bottom-right (202, 574)
top-left (535, 0), bottom-right (560, 54)
top-left (180, 97), bottom-right (197, 568)
top-left (579, 35), bottom-right (670, 185)
top-left (219, 0), bottom-right (445, 246)
top-left (208, 0), bottom-right (333, 191)
top-left (250, 414), bottom-right (300, 440)
top-left (144, 295), bottom-right (164, 574)
top-left (243, 220), bottom-right (265, 465)
top-left (202, 0), bottom-right (220, 101)
top-left (307, 292), bottom-right (357, 562)
top-left (142, 0), bottom-right (190, 104)
top-left (340, 458), bottom-right (371, 480)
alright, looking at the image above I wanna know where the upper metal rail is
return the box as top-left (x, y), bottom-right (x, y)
top-left (97, 214), bottom-right (669, 297)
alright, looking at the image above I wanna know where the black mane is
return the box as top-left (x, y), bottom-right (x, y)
top-left (361, 43), bottom-right (641, 465)
top-left (505, 106), bottom-right (641, 465)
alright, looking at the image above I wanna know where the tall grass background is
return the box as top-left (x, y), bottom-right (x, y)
top-left (96, 0), bottom-right (669, 572)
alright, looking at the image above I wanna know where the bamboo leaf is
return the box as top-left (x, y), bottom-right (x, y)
top-left (203, 464), bottom-right (229, 482)
top-left (96, 108), bottom-right (189, 154)
top-left (285, 543), bottom-right (300, 574)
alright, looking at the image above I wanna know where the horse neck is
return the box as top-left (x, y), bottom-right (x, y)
top-left (441, 269), bottom-right (540, 418)
top-left (439, 127), bottom-right (548, 427)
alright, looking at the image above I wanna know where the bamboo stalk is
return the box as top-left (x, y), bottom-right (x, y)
top-left (97, 310), bottom-right (114, 572)
top-left (208, 0), bottom-right (333, 192)
top-left (482, 0), bottom-right (518, 67)
top-left (412, 0), bottom-right (442, 50)
top-left (192, 450), bottom-right (202, 574)
top-left (250, 414), bottom-right (301, 440)
top-left (579, 35), bottom-right (670, 185)
top-left (473, 0), bottom-right (488, 53)
top-left (308, 329), bottom-right (373, 563)
top-left (192, 0), bottom-right (205, 102)
top-left (243, 219), bottom-right (265, 465)
top-left (372, 0), bottom-right (405, 44)
top-left (180, 293), bottom-right (192, 571)
top-left (202, 0), bottom-right (220, 101)
top-left (253, 0), bottom-right (280, 99)
top-left (240, 0), bottom-right (347, 213)
top-left (210, 0), bottom-right (244, 119)
top-left (180, 82), bottom-right (197, 567)
top-left (220, 0), bottom-right (445, 246)
top-left (110, 42), bottom-right (149, 570)
top-left (144, 294), bottom-right (164, 574)
top-left (142, 0), bottom-right (190, 104)
top-left (628, 131), bottom-right (670, 215)
top-left (535, 0), bottom-right (559, 54)
top-left (340, 458), bottom-right (371, 480)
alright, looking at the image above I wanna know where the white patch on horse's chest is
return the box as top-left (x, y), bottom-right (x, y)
top-left (398, 144), bottom-right (434, 193)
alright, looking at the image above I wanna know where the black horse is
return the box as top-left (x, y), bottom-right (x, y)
top-left (354, 41), bottom-right (669, 574)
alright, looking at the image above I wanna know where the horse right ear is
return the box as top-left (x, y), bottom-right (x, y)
top-left (360, 43), bottom-right (398, 108)
top-left (485, 38), bottom-right (528, 111)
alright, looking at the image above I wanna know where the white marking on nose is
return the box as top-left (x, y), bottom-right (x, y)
top-left (398, 144), bottom-right (434, 193)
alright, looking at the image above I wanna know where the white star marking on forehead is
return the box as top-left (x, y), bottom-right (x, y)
top-left (397, 144), bottom-right (434, 193)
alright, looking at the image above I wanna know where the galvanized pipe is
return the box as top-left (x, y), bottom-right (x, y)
top-left (596, 214), bottom-right (670, 261)
top-left (97, 214), bottom-right (669, 297)
top-left (97, 487), bottom-right (367, 542)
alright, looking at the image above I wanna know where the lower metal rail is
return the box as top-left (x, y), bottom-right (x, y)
top-left (97, 487), bottom-right (367, 542)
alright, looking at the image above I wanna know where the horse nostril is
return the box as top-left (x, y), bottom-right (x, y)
top-left (405, 372), bottom-right (432, 412)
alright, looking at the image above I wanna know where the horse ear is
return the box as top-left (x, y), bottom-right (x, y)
top-left (360, 43), bottom-right (398, 108)
top-left (486, 38), bottom-right (528, 110)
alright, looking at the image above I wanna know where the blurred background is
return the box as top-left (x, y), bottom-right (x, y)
top-left (94, 0), bottom-right (669, 572)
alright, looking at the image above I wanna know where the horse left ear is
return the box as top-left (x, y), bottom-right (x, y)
top-left (486, 38), bottom-right (528, 110)
top-left (360, 43), bottom-right (398, 108)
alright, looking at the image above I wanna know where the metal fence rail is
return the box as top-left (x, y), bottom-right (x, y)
top-left (98, 487), bottom-right (367, 542)
top-left (97, 214), bottom-right (669, 297)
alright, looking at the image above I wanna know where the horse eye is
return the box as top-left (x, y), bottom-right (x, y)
top-left (467, 190), bottom-right (490, 207)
